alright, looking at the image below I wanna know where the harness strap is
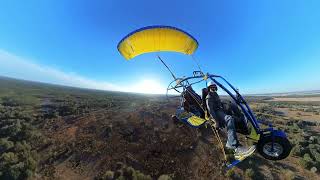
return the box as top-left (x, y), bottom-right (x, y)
top-left (208, 119), bottom-right (227, 163)
top-left (183, 86), bottom-right (228, 163)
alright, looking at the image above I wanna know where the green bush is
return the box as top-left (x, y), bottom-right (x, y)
top-left (158, 174), bottom-right (173, 180)
top-left (292, 145), bottom-right (303, 156)
top-left (304, 153), bottom-right (313, 162)
top-left (123, 166), bottom-right (134, 178)
top-left (0, 152), bottom-right (19, 179)
top-left (1, 97), bottom-right (19, 107)
top-left (0, 138), bottom-right (14, 153)
top-left (304, 108), bottom-right (314, 112)
top-left (308, 143), bottom-right (320, 150)
top-left (135, 171), bottom-right (152, 180)
top-left (98, 164), bottom-right (152, 180)
top-left (0, 106), bottom-right (39, 179)
top-left (309, 148), bottom-right (320, 168)
top-left (299, 153), bottom-right (315, 169)
top-left (0, 142), bottom-right (37, 179)
top-left (101, 171), bottom-right (114, 180)
top-left (116, 175), bottom-right (125, 180)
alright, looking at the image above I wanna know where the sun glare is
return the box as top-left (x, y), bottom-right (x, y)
top-left (131, 79), bottom-right (166, 94)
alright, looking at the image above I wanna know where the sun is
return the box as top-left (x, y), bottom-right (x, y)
top-left (130, 79), bottom-right (166, 94)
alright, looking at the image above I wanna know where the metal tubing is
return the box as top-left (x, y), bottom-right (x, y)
top-left (208, 74), bottom-right (260, 129)
top-left (165, 73), bottom-right (262, 133)
top-left (208, 77), bottom-right (260, 133)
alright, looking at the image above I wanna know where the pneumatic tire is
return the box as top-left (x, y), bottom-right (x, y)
top-left (257, 135), bottom-right (292, 160)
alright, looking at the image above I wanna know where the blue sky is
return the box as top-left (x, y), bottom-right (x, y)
top-left (0, 0), bottom-right (319, 94)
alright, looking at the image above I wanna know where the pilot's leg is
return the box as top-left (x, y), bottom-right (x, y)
top-left (216, 110), bottom-right (239, 149)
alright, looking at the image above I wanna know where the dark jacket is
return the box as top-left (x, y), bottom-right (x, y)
top-left (206, 91), bottom-right (223, 112)
top-left (206, 91), bottom-right (226, 127)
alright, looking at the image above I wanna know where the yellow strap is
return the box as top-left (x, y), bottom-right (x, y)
top-left (208, 119), bottom-right (227, 163)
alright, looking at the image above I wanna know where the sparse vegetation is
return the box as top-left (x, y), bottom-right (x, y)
top-left (0, 77), bottom-right (320, 179)
top-left (97, 163), bottom-right (152, 180)
top-left (300, 153), bottom-right (314, 169)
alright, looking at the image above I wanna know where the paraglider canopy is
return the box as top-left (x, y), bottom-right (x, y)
top-left (117, 26), bottom-right (199, 60)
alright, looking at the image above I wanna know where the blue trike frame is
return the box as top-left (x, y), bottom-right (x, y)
top-left (166, 72), bottom-right (289, 168)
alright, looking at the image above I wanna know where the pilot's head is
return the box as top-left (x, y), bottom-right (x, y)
top-left (208, 81), bottom-right (217, 92)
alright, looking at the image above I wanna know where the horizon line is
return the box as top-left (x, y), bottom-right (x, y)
top-left (1, 75), bottom-right (319, 96)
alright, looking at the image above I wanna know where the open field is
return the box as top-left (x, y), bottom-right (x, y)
top-left (0, 76), bottom-right (319, 180)
top-left (268, 97), bottom-right (320, 102)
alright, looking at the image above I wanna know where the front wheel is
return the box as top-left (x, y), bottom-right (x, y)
top-left (257, 135), bottom-right (292, 160)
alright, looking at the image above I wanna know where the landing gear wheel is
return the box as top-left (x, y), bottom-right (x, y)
top-left (257, 135), bottom-right (292, 160)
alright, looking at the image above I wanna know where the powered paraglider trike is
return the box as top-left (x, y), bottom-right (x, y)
top-left (117, 25), bottom-right (292, 168)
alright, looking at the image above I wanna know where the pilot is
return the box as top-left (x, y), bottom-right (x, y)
top-left (206, 81), bottom-right (255, 157)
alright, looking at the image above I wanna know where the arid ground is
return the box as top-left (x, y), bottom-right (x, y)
top-left (0, 76), bottom-right (319, 180)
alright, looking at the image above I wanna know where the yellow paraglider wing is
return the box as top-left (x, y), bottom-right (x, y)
top-left (117, 26), bottom-right (199, 60)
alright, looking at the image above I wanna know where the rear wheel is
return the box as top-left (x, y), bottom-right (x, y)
top-left (257, 135), bottom-right (292, 160)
